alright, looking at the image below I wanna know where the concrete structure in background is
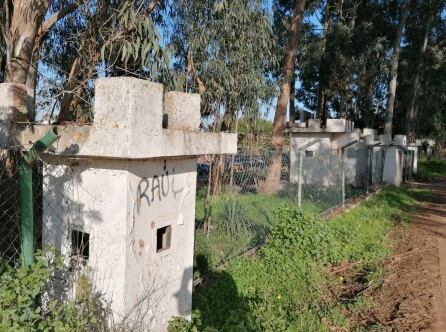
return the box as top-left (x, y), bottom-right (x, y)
top-left (382, 135), bottom-right (407, 186)
top-left (288, 119), bottom-right (368, 187)
top-left (288, 123), bottom-right (416, 190)
top-left (1, 77), bottom-right (236, 331)
top-left (408, 143), bottom-right (420, 175)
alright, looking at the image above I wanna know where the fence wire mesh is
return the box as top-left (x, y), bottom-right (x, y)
top-left (0, 150), bottom-right (74, 265)
top-left (1, 139), bottom-right (385, 280)
top-left (193, 138), bottom-right (373, 281)
top-left (0, 151), bottom-right (21, 263)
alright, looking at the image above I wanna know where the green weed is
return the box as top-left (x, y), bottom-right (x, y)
top-left (418, 159), bottom-right (446, 179)
top-left (171, 186), bottom-right (420, 331)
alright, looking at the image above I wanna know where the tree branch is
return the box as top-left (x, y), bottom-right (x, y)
top-left (38, 1), bottom-right (83, 38)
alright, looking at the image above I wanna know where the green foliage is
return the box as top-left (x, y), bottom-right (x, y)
top-left (170, 0), bottom-right (277, 129)
top-left (237, 117), bottom-right (273, 136)
top-left (171, 186), bottom-right (420, 331)
top-left (218, 199), bottom-right (250, 238)
top-left (418, 159), bottom-right (446, 179)
top-left (100, 2), bottom-right (171, 83)
top-left (261, 205), bottom-right (340, 264)
top-left (0, 252), bottom-right (109, 332)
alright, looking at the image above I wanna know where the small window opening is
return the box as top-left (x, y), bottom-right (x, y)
top-left (305, 150), bottom-right (314, 157)
top-left (162, 114), bottom-right (169, 129)
top-left (71, 230), bottom-right (90, 260)
top-left (156, 225), bottom-right (171, 253)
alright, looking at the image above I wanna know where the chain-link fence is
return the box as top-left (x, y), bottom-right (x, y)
top-left (0, 151), bottom-right (21, 264)
top-left (0, 149), bottom-right (74, 266)
top-left (193, 137), bottom-right (383, 280)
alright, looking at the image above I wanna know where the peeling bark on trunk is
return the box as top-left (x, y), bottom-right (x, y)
top-left (5, 0), bottom-right (50, 85)
top-left (384, 0), bottom-right (409, 136)
top-left (271, 0), bottom-right (306, 148)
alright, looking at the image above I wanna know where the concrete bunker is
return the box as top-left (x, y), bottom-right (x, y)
top-left (0, 77), bottom-right (237, 331)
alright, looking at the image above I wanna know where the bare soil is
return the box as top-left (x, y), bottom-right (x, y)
top-left (348, 179), bottom-right (446, 331)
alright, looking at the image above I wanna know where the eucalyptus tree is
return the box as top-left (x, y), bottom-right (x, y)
top-left (383, 0), bottom-right (409, 136)
top-left (0, 0), bottom-right (168, 122)
top-left (170, 0), bottom-right (277, 197)
top-left (170, 0), bottom-right (277, 132)
top-left (297, 0), bottom-right (397, 129)
top-left (271, 0), bottom-right (306, 148)
top-left (404, 0), bottom-right (445, 142)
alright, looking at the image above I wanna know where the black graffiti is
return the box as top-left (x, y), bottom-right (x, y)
top-left (136, 164), bottom-right (184, 212)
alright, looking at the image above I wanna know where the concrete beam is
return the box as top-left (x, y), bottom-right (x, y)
top-left (2, 77), bottom-right (237, 158)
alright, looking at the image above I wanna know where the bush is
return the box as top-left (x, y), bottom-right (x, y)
top-left (0, 252), bottom-right (110, 332)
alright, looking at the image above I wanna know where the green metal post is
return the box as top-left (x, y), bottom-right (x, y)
top-left (19, 161), bottom-right (34, 267)
top-left (20, 127), bottom-right (60, 266)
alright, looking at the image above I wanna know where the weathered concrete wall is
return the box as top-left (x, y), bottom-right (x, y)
top-left (370, 146), bottom-right (385, 184)
top-left (290, 129), bottom-right (368, 188)
top-left (42, 154), bottom-right (198, 331)
top-left (383, 146), bottom-right (404, 186)
top-left (408, 145), bottom-right (419, 175)
top-left (125, 158), bottom-right (196, 331)
top-left (290, 134), bottom-right (332, 186)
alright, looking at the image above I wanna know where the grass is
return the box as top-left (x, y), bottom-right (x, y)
top-left (418, 159), bottom-right (446, 179)
top-left (170, 186), bottom-right (423, 332)
top-left (195, 190), bottom-right (324, 225)
top-left (193, 187), bottom-right (340, 273)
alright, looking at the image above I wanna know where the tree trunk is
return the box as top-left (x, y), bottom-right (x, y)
top-left (289, 74), bottom-right (296, 127)
top-left (405, 12), bottom-right (434, 143)
top-left (364, 80), bottom-right (374, 128)
top-left (341, 3), bottom-right (357, 120)
top-left (316, 0), bottom-right (332, 127)
top-left (3, 0), bottom-right (51, 122)
top-left (267, 0), bottom-right (306, 195)
top-left (26, 56), bottom-right (38, 121)
top-left (384, 0), bottom-right (409, 136)
top-left (271, 0), bottom-right (306, 148)
top-left (58, 57), bottom-right (81, 122)
top-left (5, 0), bottom-right (50, 84)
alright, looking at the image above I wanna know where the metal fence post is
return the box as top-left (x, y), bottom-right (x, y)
top-left (19, 127), bottom-right (60, 266)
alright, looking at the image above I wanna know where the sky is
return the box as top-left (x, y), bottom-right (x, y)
top-left (36, 0), bottom-right (324, 123)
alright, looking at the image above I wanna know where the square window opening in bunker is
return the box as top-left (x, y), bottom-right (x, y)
top-left (305, 150), bottom-right (314, 157)
top-left (71, 229), bottom-right (90, 260)
top-left (156, 225), bottom-right (172, 253)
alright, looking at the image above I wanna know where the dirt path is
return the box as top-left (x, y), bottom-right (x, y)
top-left (352, 179), bottom-right (446, 331)
top-left (410, 180), bottom-right (446, 331)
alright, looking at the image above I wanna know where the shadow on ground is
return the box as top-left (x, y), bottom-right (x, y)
top-left (192, 254), bottom-right (258, 331)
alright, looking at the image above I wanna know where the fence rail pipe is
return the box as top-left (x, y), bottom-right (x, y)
top-left (20, 127), bottom-right (61, 267)
top-left (297, 139), bottom-right (320, 208)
